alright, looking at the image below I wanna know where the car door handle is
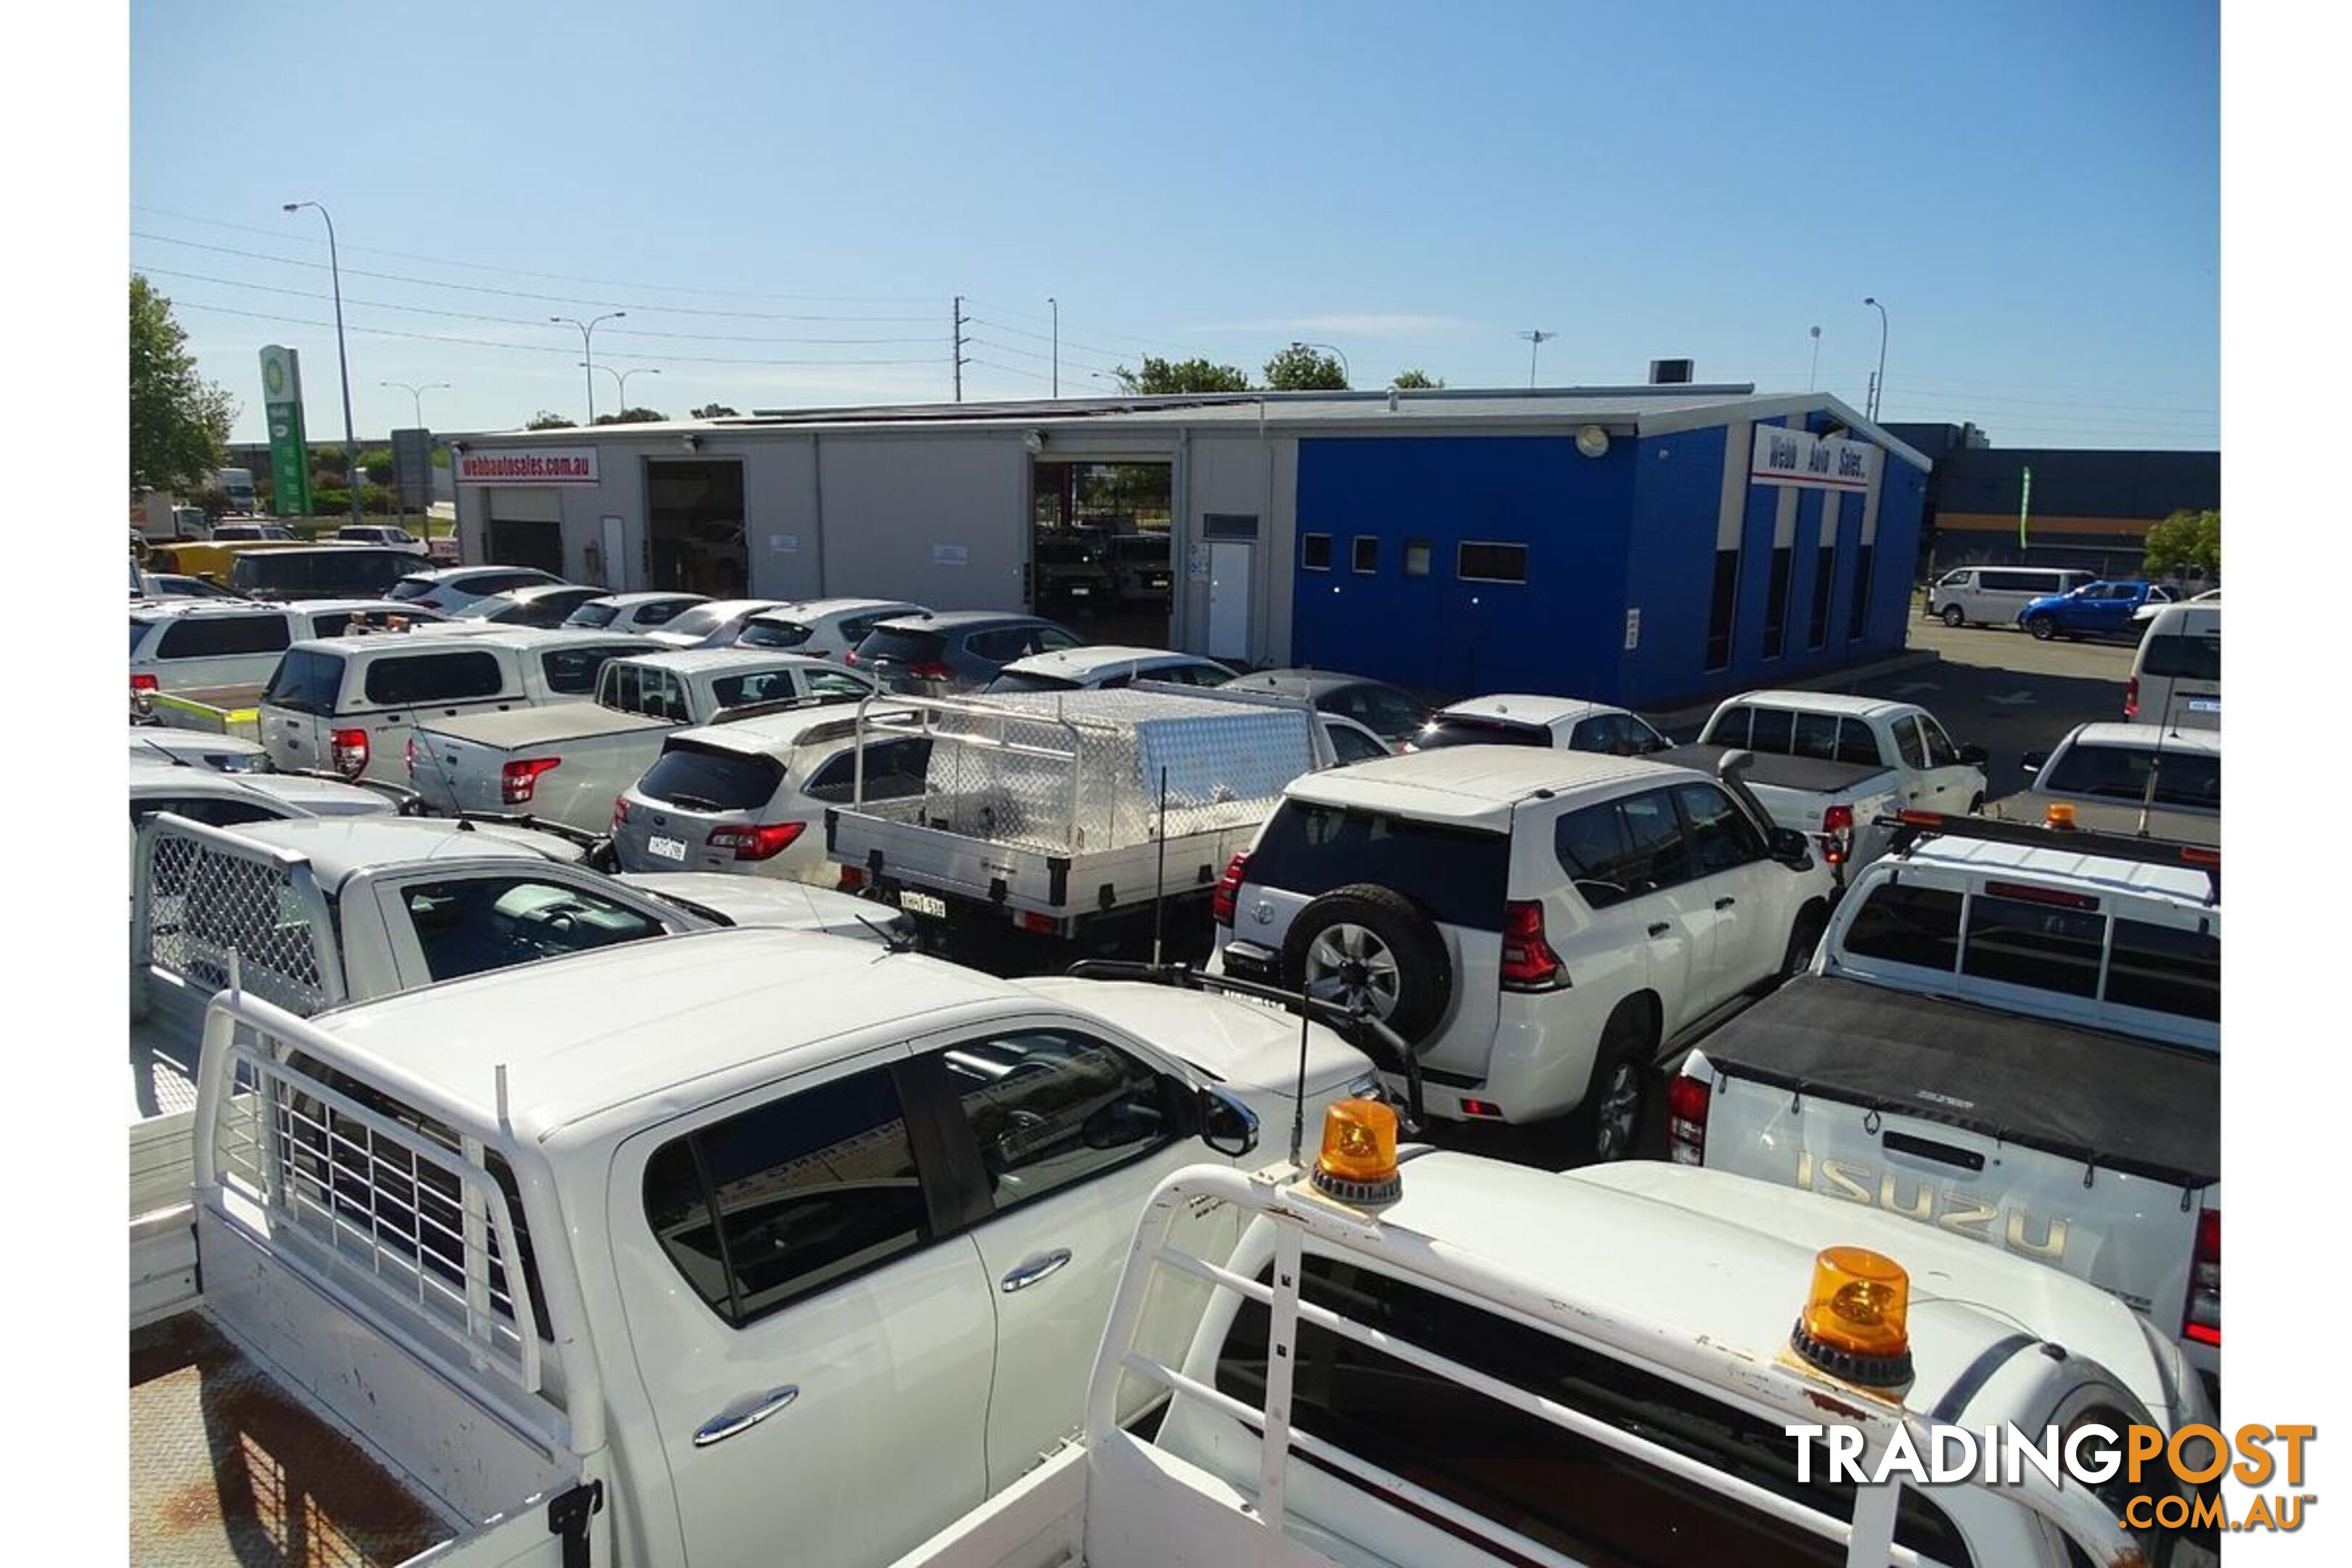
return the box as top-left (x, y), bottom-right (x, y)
top-left (1713, 897), bottom-right (1736, 911)
top-left (1646, 921), bottom-right (1672, 938)
top-left (1000, 1249), bottom-right (1074, 1293)
top-left (693, 1385), bottom-right (800, 1447)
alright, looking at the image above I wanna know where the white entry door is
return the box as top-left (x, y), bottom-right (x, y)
top-left (1207, 541), bottom-right (1252, 661)
top-left (599, 514), bottom-right (627, 589)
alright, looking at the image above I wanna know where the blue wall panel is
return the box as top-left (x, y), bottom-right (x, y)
top-left (1612, 425), bottom-right (1728, 709)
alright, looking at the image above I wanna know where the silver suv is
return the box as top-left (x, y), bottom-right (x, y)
top-left (847, 611), bottom-right (1083, 695)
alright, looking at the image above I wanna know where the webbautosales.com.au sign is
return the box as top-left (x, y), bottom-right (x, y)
top-left (456, 449), bottom-right (600, 485)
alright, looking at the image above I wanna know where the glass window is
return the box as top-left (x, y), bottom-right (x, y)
top-left (1848, 544), bottom-right (1875, 638)
top-left (1615, 789), bottom-right (1694, 894)
top-left (1703, 705), bottom-right (1752, 748)
top-left (155, 614), bottom-right (292, 660)
top-left (642, 1066), bottom-right (930, 1328)
top-left (264, 648), bottom-right (344, 714)
top-left (710, 670), bottom-right (801, 711)
top-left (1749, 706), bottom-right (1796, 755)
top-left (1809, 545), bottom-right (1837, 648)
top-left (942, 1031), bottom-right (1174, 1210)
top-left (1704, 549), bottom-right (1739, 671)
top-left (1838, 883), bottom-right (1962, 971)
top-left (1402, 539), bottom-right (1432, 578)
top-left (611, 665), bottom-right (690, 720)
top-left (1553, 801), bottom-right (1639, 909)
top-left (1762, 546), bottom-right (1794, 658)
top-left (2106, 920), bottom-right (2220, 1021)
top-left (1247, 803), bottom-right (1510, 931)
top-left (1793, 712), bottom-right (1843, 761)
top-left (1918, 716), bottom-right (1961, 768)
top-left (1212, 1257), bottom-right (1973, 1568)
top-left (1675, 783), bottom-right (1767, 875)
top-left (1347, 686), bottom-right (1428, 740)
top-left (564, 601), bottom-right (621, 629)
top-left (804, 669), bottom-right (874, 699)
top-left (399, 876), bottom-right (666, 984)
top-left (1202, 513), bottom-right (1259, 540)
top-left (1457, 542), bottom-right (1528, 584)
top-left (541, 645), bottom-right (625, 697)
top-left (1325, 724), bottom-right (1388, 764)
top-left (1034, 626), bottom-right (1084, 652)
top-left (129, 794), bottom-right (286, 830)
top-left (362, 651), bottom-right (505, 706)
top-left (857, 626), bottom-right (948, 664)
top-left (1300, 534), bottom-right (1333, 571)
top-left (637, 598), bottom-right (691, 627)
top-left (1834, 719), bottom-right (1882, 767)
top-left (2141, 631), bottom-right (2221, 682)
top-left (799, 736), bottom-right (932, 804)
top-left (1410, 715), bottom-right (1549, 751)
top-left (1352, 536), bottom-right (1379, 573)
top-left (1894, 718), bottom-right (1929, 769)
top-left (638, 741), bottom-right (785, 812)
top-left (1961, 893), bottom-right (2104, 997)
top-left (2041, 743), bottom-right (2220, 809)
top-left (740, 618), bottom-right (814, 648)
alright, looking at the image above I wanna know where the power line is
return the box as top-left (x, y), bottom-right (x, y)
top-left (965, 358), bottom-right (1053, 383)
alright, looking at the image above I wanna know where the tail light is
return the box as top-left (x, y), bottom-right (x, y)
top-left (707, 820), bottom-right (806, 862)
top-left (501, 756), bottom-right (561, 804)
top-left (330, 727), bottom-right (369, 778)
top-left (131, 672), bottom-right (160, 693)
top-left (843, 648), bottom-right (861, 665)
top-left (1015, 910), bottom-right (1058, 935)
top-left (1821, 803), bottom-right (1855, 866)
top-left (404, 737), bottom-right (417, 777)
top-left (1666, 1074), bottom-right (1710, 1165)
top-left (910, 659), bottom-right (955, 682)
top-left (838, 865), bottom-right (866, 891)
top-left (611, 795), bottom-right (631, 830)
top-left (2123, 674), bottom-right (2139, 720)
top-left (1499, 899), bottom-right (1564, 990)
top-left (1212, 853), bottom-right (1250, 926)
top-left (2185, 1209), bottom-right (2218, 1347)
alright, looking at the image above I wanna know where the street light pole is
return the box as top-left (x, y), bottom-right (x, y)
top-left (1519, 329), bottom-right (1558, 388)
top-left (582, 362), bottom-right (660, 412)
top-left (284, 200), bottom-right (361, 525)
top-left (1862, 297), bottom-right (1889, 420)
top-left (1288, 340), bottom-right (1351, 388)
top-left (1048, 297), bottom-right (1058, 397)
top-left (1808, 327), bottom-right (1822, 393)
top-left (380, 379), bottom-right (449, 430)
top-left (553, 311), bottom-right (627, 422)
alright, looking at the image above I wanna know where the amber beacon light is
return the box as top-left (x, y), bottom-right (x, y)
top-left (1310, 1099), bottom-right (1403, 1205)
top-left (1790, 1246), bottom-right (1914, 1388)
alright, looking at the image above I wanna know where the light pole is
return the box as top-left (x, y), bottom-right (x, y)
top-left (1807, 327), bottom-right (1822, 393)
top-left (1289, 340), bottom-right (1350, 388)
top-left (1862, 296), bottom-right (1888, 420)
top-left (1048, 297), bottom-right (1058, 397)
top-left (284, 200), bottom-right (361, 525)
top-left (380, 379), bottom-right (449, 430)
top-left (553, 311), bottom-right (627, 422)
top-left (582, 362), bottom-right (659, 412)
top-left (1519, 329), bottom-right (1557, 388)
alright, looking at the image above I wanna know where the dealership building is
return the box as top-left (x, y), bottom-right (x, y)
top-left (451, 384), bottom-right (1930, 708)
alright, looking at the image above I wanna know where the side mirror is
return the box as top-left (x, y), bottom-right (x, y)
top-left (2018, 750), bottom-right (2046, 775)
top-left (1768, 827), bottom-right (1813, 868)
top-left (1198, 1085), bottom-right (1260, 1159)
top-left (1958, 743), bottom-right (1990, 767)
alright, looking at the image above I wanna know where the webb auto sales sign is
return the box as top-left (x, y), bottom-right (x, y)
top-left (456, 448), bottom-right (600, 485)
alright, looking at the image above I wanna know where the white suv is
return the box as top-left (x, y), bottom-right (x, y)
top-left (1208, 746), bottom-right (1834, 1161)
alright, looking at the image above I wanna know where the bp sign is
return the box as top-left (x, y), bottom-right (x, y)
top-left (259, 345), bottom-right (313, 518)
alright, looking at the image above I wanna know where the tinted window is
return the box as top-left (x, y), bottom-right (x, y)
top-left (1749, 706), bottom-right (1795, 754)
top-left (1214, 1258), bottom-right (1972, 1568)
top-left (1794, 712), bottom-right (1843, 761)
top-left (738, 618), bottom-right (813, 649)
top-left (804, 669), bottom-right (873, 699)
top-left (542, 645), bottom-right (624, 697)
top-left (2041, 743), bottom-right (2220, 808)
top-left (1703, 705), bottom-right (1752, 747)
top-left (799, 736), bottom-right (932, 804)
top-left (1352, 536), bottom-right (1379, 573)
top-left (131, 619), bottom-right (157, 656)
top-left (399, 876), bottom-right (665, 984)
top-left (362, 651), bottom-right (506, 706)
top-left (1409, 716), bottom-right (1549, 751)
top-left (564, 602), bottom-right (621, 628)
top-left (1762, 545), bottom-right (1793, 658)
top-left (1344, 685), bottom-right (1429, 739)
top-left (1834, 718), bottom-right (1882, 766)
top-left (642, 1065), bottom-right (928, 1328)
top-left (1325, 724), bottom-right (1388, 764)
top-left (639, 742), bottom-right (783, 811)
top-left (1961, 893), bottom-right (2104, 997)
top-left (943, 1031), bottom-right (1173, 1210)
top-left (387, 576), bottom-right (438, 602)
top-left (1675, 783), bottom-right (1766, 874)
top-left (1918, 716), bottom-right (1961, 768)
top-left (1808, 546), bottom-right (1837, 648)
top-left (1894, 717), bottom-right (1928, 769)
top-left (264, 648), bottom-right (345, 714)
top-left (231, 549), bottom-right (410, 598)
top-left (155, 615), bottom-right (291, 660)
top-left (128, 794), bottom-right (286, 830)
top-left (856, 626), bottom-right (948, 663)
top-left (987, 671), bottom-right (1082, 694)
top-left (1034, 626), bottom-right (1083, 653)
top-left (657, 605), bottom-right (729, 640)
top-left (1300, 534), bottom-right (1333, 571)
top-left (607, 663), bottom-right (690, 720)
top-left (635, 598), bottom-right (693, 627)
top-left (710, 670), bottom-right (806, 711)
top-left (1247, 804), bottom-right (1510, 931)
top-left (1704, 548), bottom-right (1739, 671)
top-left (1839, 883), bottom-right (1962, 970)
top-left (1552, 789), bottom-right (1691, 907)
top-left (966, 628), bottom-right (1033, 663)
top-left (1457, 541), bottom-right (1527, 584)
top-left (2141, 630), bottom-right (2221, 682)
top-left (2106, 919), bottom-right (2219, 1021)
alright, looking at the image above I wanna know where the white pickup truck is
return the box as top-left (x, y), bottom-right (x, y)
top-left (1661, 691), bottom-right (1987, 879)
top-left (1671, 809), bottom-right (2221, 1391)
top-left (128, 928), bottom-right (1381, 1568)
top-left (406, 648), bottom-right (878, 830)
top-left (885, 1108), bottom-right (2213, 1568)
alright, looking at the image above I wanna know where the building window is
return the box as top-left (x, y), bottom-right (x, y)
top-left (1457, 542), bottom-right (1527, 584)
top-left (1848, 544), bottom-right (1874, 639)
top-left (1808, 547), bottom-right (1836, 649)
top-left (1352, 536), bottom-right (1379, 573)
top-left (1301, 533), bottom-right (1333, 571)
top-left (1703, 548), bottom-right (1739, 671)
top-left (1403, 539), bottom-right (1432, 578)
top-left (1203, 513), bottom-right (1259, 540)
top-left (1761, 547), bottom-right (1794, 660)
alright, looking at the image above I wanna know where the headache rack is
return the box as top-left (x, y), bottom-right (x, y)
top-left (1879, 808), bottom-right (2219, 904)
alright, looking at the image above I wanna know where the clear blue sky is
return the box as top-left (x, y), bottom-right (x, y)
top-left (129, 0), bottom-right (2218, 449)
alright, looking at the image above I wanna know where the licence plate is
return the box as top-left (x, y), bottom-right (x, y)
top-left (899, 890), bottom-right (948, 920)
top-left (2186, 698), bottom-right (2220, 714)
top-left (1069, 586), bottom-right (1090, 597)
top-left (646, 834), bottom-right (688, 862)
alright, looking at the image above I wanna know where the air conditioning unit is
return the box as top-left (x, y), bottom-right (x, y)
top-left (1649, 358), bottom-right (1695, 385)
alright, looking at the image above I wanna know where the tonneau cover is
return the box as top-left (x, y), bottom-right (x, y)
top-left (417, 701), bottom-right (669, 751)
top-left (1655, 743), bottom-right (1889, 798)
top-left (1702, 975), bottom-right (2218, 1186)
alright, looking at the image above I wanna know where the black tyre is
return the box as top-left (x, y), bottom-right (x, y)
top-left (1280, 883), bottom-right (1453, 1046)
top-left (2028, 613), bottom-right (2057, 641)
top-left (1561, 1003), bottom-right (1655, 1167)
top-left (1776, 903), bottom-right (1829, 986)
top-left (1940, 604), bottom-right (1965, 628)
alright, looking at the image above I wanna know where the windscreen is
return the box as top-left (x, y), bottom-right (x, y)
top-left (738, 619), bottom-right (814, 649)
top-left (1246, 801), bottom-right (1510, 931)
top-left (637, 741), bottom-right (784, 812)
top-left (855, 627), bottom-right (947, 663)
top-left (2041, 743), bottom-right (2221, 809)
top-left (1409, 716), bottom-right (1549, 751)
top-left (564, 602), bottom-right (620, 628)
top-left (2141, 629), bottom-right (2221, 682)
top-left (985, 671), bottom-right (1081, 693)
top-left (387, 576), bottom-right (436, 603)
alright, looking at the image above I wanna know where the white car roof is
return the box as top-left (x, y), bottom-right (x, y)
top-left (616, 648), bottom-right (839, 675)
top-left (215, 816), bottom-right (563, 889)
top-left (586, 591), bottom-right (707, 608)
top-left (2056, 722), bottom-right (2221, 756)
top-left (1282, 746), bottom-right (1672, 829)
top-left (1435, 693), bottom-right (1625, 729)
top-left (1719, 689), bottom-right (1911, 720)
top-left (1898, 835), bottom-right (2216, 906)
top-left (663, 704), bottom-right (911, 756)
top-left (756, 597), bottom-right (920, 621)
top-left (399, 565), bottom-right (551, 584)
top-left (128, 730), bottom-right (269, 766)
top-left (999, 645), bottom-right (1221, 679)
top-left (129, 764), bottom-right (393, 815)
top-left (308, 928), bottom-right (1050, 1137)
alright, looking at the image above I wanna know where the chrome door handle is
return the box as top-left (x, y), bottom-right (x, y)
top-left (1646, 921), bottom-right (1671, 938)
top-left (693, 1385), bottom-right (800, 1447)
top-left (1000, 1249), bottom-right (1074, 1293)
top-left (1714, 897), bottom-right (1736, 911)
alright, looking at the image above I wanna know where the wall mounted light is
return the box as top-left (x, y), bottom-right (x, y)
top-left (1024, 430), bottom-right (1047, 454)
top-left (682, 433), bottom-right (703, 452)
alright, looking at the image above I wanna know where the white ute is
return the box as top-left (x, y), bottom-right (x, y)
top-left (887, 1102), bottom-right (2215, 1568)
top-left (128, 930), bottom-right (1379, 1568)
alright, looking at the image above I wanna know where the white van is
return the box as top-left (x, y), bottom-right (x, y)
top-left (1926, 565), bottom-right (2096, 627)
top-left (2128, 600), bottom-right (2220, 730)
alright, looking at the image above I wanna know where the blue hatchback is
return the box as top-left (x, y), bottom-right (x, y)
top-left (2017, 579), bottom-right (2173, 640)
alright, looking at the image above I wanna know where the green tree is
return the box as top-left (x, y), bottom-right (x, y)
top-left (1262, 344), bottom-right (1349, 391)
top-left (1111, 356), bottom-right (1253, 394)
top-left (526, 410), bottom-right (578, 430)
top-left (1391, 368), bottom-right (1443, 389)
top-left (691, 402), bottom-right (740, 418)
top-left (593, 407), bottom-right (669, 425)
top-left (129, 274), bottom-right (235, 496)
top-left (356, 445), bottom-right (393, 485)
top-left (2142, 508), bottom-right (2220, 579)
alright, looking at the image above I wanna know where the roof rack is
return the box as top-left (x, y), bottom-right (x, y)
top-left (1877, 809), bottom-right (2218, 905)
